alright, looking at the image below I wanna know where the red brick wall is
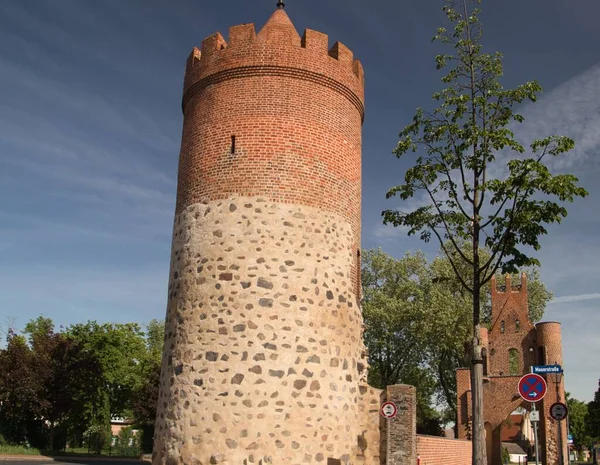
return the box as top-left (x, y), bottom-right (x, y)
top-left (176, 9), bottom-right (364, 295)
top-left (417, 435), bottom-right (472, 465)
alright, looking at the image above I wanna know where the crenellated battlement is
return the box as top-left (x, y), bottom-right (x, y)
top-left (490, 273), bottom-right (528, 295)
top-left (182, 9), bottom-right (364, 117)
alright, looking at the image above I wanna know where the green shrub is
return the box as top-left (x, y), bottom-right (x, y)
top-left (502, 446), bottom-right (510, 464)
top-left (113, 427), bottom-right (141, 457)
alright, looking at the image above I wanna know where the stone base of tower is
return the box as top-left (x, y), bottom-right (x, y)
top-left (153, 196), bottom-right (370, 465)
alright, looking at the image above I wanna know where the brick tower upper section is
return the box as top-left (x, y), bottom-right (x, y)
top-left (176, 8), bottom-right (364, 252)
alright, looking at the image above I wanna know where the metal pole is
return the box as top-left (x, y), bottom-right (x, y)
top-left (558, 417), bottom-right (564, 465)
top-left (532, 402), bottom-right (540, 465)
top-left (566, 414), bottom-right (571, 465)
top-left (556, 369), bottom-right (564, 465)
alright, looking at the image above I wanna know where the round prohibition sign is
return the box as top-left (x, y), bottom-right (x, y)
top-left (380, 401), bottom-right (398, 419)
top-left (550, 402), bottom-right (568, 421)
top-left (518, 373), bottom-right (547, 402)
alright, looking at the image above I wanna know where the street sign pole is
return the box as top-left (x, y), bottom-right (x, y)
top-left (558, 413), bottom-right (564, 465)
top-left (532, 400), bottom-right (540, 465)
top-left (519, 371), bottom-right (547, 465)
top-left (530, 367), bottom-right (540, 465)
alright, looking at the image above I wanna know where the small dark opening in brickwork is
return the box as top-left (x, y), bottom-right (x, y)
top-left (231, 135), bottom-right (236, 154)
top-left (538, 346), bottom-right (546, 365)
top-left (327, 459), bottom-right (342, 465)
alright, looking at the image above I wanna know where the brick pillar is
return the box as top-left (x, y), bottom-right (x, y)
top-left (385, 385), bottom-right (416, 465)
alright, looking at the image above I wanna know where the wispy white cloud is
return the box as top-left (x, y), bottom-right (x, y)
top-left (513, 62), bottom-right (600, 172)
top-left (548, 293), bottom-right (600, 305)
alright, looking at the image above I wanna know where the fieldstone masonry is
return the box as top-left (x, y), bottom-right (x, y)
top-left (155, 199), bottom-right (368, 464)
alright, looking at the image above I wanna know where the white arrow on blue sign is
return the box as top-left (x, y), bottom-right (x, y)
top-left (532, 364), bottom-right (563, 374)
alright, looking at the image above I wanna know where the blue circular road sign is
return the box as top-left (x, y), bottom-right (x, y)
top-left (518, 373), bottom-right (547, 402)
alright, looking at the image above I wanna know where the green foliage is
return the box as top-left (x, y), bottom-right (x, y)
top-left (0, 444), bottom-right (42, 455)
top-left (113, 426), bottom-right (141, 457)
top-left (361, 247), bottom-right (551, 431)
top-left (0, 316), bottom-right (164, 454)
top-left (381, 1), bottom-right (586, 461)
top-left (566, 392), bottom-right (592, 452)
top-left (382, 0), bottom-right (587, 317)
top-left (365, 245), bottom-right (552, 424)
top-left (66, 321), bottom-right (147, 419)
top-left (361, 248), bottom-right (445, 433)
top-left (585, 381), bottom-right (600, 443)
top-left (501, 446), bottom-right (510, 464)
top-left (85, 424), bottom-right (110, 456)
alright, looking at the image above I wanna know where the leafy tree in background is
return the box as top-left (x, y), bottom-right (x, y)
top-left (132, 319), bottom-right (165, 453)
top-left (0, 330), bottom-right (38, 445)
top-left (565, 392), bottom-right (591, 454)
top-left (361, 247), bottom-right (551, 434)
top-left (382, 0), bottom-right (587, 462)
top-left (361, 248), bottom-right (444, 434)
top-left (66, 321), bottom-right (147, 421)
top-left (586, 380), bottom-right (600, 445)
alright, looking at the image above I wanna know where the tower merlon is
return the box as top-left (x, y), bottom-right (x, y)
top-left (328, 41), bottom-right (353, 66)
top-left (491, 272), bottom-right (528, 294)
top-left (200, 31), bottom-right (227, 59)
top-left (229, 23), bottom-right (256, 47)
top-left (182, 12), bottom-right (365, 110)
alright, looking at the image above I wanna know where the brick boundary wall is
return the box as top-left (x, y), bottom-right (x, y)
top-left (416, 435), bottom-right (472, 465)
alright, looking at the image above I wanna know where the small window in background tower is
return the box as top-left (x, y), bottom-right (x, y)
top-left (509, 348), bottom-right (519, 375)
top-left (516, 319), bottom-right (521, 332)
top-left (501, 320), bottom-right (505, 333)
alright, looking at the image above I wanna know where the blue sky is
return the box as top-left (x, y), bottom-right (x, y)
top-left (0, 0), bottom-right (598, 402)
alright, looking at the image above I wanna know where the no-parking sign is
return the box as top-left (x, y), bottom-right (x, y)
top-left (518, 374), bottom-right (547, 402)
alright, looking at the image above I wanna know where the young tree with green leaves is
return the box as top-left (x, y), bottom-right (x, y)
top-left (382, 1), bottom-right (587, 463)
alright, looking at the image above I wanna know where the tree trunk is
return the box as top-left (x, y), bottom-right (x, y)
top-left (472, 230), bottom-right (487, 465)
top-left (471, 328), bottom-right (487, 465)
top-left (49, 421), bottom-right (55, 452)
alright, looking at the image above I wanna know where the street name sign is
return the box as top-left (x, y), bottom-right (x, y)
top-left (532, 364), bottom-right (563, 375)
top-left (518, 373), bottom-right (547, 402)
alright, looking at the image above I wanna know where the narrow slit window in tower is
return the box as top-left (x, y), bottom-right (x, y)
top-left (230, 135), bottom-right (236, 154)
top-left (501, 320), bottom-right (505, 333)
top-left (516, 319), bottom-right (521, 332)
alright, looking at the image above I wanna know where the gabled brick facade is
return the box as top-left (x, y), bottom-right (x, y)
top-left (456, 274), bottom-right (567, 465)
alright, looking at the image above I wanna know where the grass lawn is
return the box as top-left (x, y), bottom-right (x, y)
top-left (0, 444), bottom-right (42, 455)
top-left (0, 444), bottom-right (141, 458)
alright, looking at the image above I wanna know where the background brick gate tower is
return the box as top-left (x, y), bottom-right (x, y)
top-left (456, 274), bottom-right (567, 465)
top-left (153, 5), bottom-right (373, 465)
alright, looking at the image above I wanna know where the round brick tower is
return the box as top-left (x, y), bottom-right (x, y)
top-left (536, 321), bottom-right (566, 465)
top-left (153, 6), bottom-right (366, 465)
